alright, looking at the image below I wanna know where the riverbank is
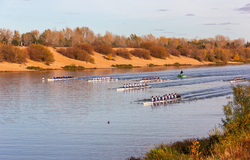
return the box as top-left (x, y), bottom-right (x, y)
top-left (0, 47), bottom-right (242, 72)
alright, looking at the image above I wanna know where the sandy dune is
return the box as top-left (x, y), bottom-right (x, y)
top-left (0, 47), bottom-right (211, 72)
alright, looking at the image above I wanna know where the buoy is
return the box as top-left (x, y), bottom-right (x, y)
top-left (107, 121), bottom-right (110, 124)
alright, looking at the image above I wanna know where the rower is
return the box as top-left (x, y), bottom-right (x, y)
top-left (123, 84), bottom-right (126, 88)
top-left (158, 95), bottom-right (161, 101)
top-left (177, 94), bottom-right (181, 98)
top-left (126, 84), bottom-right (129, 88)
top-left (180, 70), bottom-right (183, 74)
top-left (174, 93), bottom-right (177, 98)
top-left (155, 96), bottom-right (158, 101)
top-left (151, 96), bottom-right (155, 102)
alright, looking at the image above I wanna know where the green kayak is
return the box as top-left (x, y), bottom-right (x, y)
top-left (178, 74), bottom-right (188, 77)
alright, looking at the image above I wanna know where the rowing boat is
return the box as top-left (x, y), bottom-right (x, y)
top-left (44, 77), bottom-right (76, 81)
top-left (178, 74), bottom-right (188, 77)
top-left (139, 79), bottom-right (163, 83)
top-left (88, 78), bottom-right (118, 82)
top-left (117, 85), bottom-right (151, 91)
top-left (143, 98), bottom-right (181, 106)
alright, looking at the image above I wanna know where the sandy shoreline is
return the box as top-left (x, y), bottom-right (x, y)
top-left (0, 47), bottom-right (241, 72)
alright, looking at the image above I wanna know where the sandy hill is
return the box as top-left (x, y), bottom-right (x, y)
top-left (0, 47), bottom-right (207, 72)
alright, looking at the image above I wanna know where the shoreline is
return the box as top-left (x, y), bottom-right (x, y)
top-left (0, 47), bottom-right (245, 72)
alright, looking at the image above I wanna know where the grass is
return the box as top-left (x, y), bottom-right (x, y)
top-left (147, 63), bottom-right (155, 67)
top-left (164, 63), bottom-right (191, 66)
top-left (62, 64), bottom-right (85, 70)
top-left (111, 64), bottom-right (136, 68)
top-left (26, 66), bottom-right (45, 70)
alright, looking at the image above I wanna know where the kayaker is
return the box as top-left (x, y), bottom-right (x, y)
top-left (180, 70), bottom-right (183, 74)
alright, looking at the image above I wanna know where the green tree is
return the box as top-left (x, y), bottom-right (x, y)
top-left (11, 39), bottom-right (19, 46)
top-left (222, 81), bottom-right (250, 133)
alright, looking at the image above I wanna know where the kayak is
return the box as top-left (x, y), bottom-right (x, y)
top-left (178, 74), bottom-right (188, 77)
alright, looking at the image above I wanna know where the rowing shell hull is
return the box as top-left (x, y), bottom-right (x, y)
top-left (117, 86), bottom-right (151, 91)
top-left (230, 80), bottom-right (247, 83)
top-left (139, 79), bottom-right (163, 83)
top-left (143, 98), bottom-right (181, 106)
top-left (46, 78), bottom-right (75, 81)
top-left (88, 79), bottom-right (118, 82)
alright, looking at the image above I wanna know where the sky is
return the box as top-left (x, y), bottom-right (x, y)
top-left (0, 0), bottom-right (250, 41)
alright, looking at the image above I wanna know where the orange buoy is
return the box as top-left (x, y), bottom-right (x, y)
top-left (107, 121), bottom-right (110, 124)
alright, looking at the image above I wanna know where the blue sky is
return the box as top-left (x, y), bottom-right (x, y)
top-left (0, 0), bottom-right (250, 41)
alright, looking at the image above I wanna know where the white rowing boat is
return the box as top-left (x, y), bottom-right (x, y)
top-left (88, 78), bottom-right (118, 82)
top-left (117, 85), bottom-right (151, 91)
top-left (143, 98), bottom-right (181, 106)
top-left (44, 77), bottom-right (76, 81)
top-left (139, 79), bottom-right (163, 83)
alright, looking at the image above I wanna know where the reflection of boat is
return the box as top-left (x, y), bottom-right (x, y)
top-left (88, 78), bottom-right (118, 82)
top-left (139, 79), bottom-right (163, 83)
top-left (230, 77), bottom-right (247, 83)
top-left (178, 74), bottom-right (188, 77)
top-left (44, 76), bottom-right (75, 81)
top-left (143, 98), bottom-right (181, 106)
top-left (117, 85), bottom-right (151, 91)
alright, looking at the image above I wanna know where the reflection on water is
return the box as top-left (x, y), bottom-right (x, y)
top-left (0, 64), bottom-right (249, 160)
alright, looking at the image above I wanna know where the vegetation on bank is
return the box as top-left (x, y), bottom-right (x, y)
top-left (62, 64), bottom-right (85, 70)
top-left (1, 27), bottom-right (250, 64)
top-left (111, 64), bottom-right (135, 68)
top-left (130, 81), bottom-right (250, 160)
top-left (57, 47), bottom-right (95, 63)
top-left (26, 66), bottom-right (45, 70)
top-left (27, 44), bottom-right (54, 64)
top-left (0, 44), bottom-right (28, 63)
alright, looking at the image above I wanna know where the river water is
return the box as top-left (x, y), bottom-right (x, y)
top-left (0, 64), bottom-right (249, 160)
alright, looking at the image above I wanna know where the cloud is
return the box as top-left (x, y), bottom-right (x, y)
top-left (185, 14), bottom-right (195, 16)
top-left (153, 29), bottom-right (165, 31)
top-left (236, 3), bottom-right (250, 13)
top-left (157, 9), bottom-right (168, 11)
top-left (203, 22), bottom-right (239, 25)
top-left (212, 8), bottom-right (217, 10)
top-left (163, 31), bottom-right (174, 33)
top-left (65, 12), bottom-right (80, 15)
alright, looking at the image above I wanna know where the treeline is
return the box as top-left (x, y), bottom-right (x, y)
top-left (1, 27), bottom-right (250, 62)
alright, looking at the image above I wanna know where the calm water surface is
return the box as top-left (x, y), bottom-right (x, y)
top-left (0, 65), bottom-right (249, 160)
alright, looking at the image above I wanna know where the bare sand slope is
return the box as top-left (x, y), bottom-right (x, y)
top-left (0, 47), bottom-right (207, 72)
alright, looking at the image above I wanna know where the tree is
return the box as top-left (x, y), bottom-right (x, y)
top-left (222, 82), bottom-right (250, 133)
top-left (11, 39), bottom-right (19, 46)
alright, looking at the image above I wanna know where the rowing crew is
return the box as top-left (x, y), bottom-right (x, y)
top-left (123, 83), bottom-right (147, 88)
top-left (142, 76), bottom-right (160, 80)
top-left (92, 76), bottom-right (113, 80)
top-left (53, 76), bottom-right (74, 79)
top-left (151, 93), bottom-right (181, 102)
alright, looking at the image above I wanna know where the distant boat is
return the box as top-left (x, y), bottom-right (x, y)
top-left (230, 77), bottom-right (247, 83)
top-left (43, 76), bottom-right (75, 81)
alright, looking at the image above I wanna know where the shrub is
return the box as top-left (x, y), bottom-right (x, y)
top-left (149, 46), bottom-right (168, 59)
top-left (75, 43), bottom-right (94, 55)
top-left (130, 49), bottom-right (151, 60)
top-left (111, 64), bottom-right (134, 68)
top-left (140, 42), bottom-right (155, 50)
top-left (57, 47), bottom-right (94, 63)
top-left (147, 63), bottom-right (154, 67)
top-left (168, 47), bottom-right (181, 57)
top-left (115, 49), bottom-right (132, 59)
top-left (27, 44), bottom-right (54, 64)
top-left (94, 44), bottom-right (114, 56)
top-left (26, 66), bottom-right (44, 70)
top-left (179, 46), bottom-right (190, 56)
top-left (0, 44), bottom-right (28, 63)
top-left (62, 64), bottom-right (85, 70)
top-left (190, 49), bottom-right (205, 62)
